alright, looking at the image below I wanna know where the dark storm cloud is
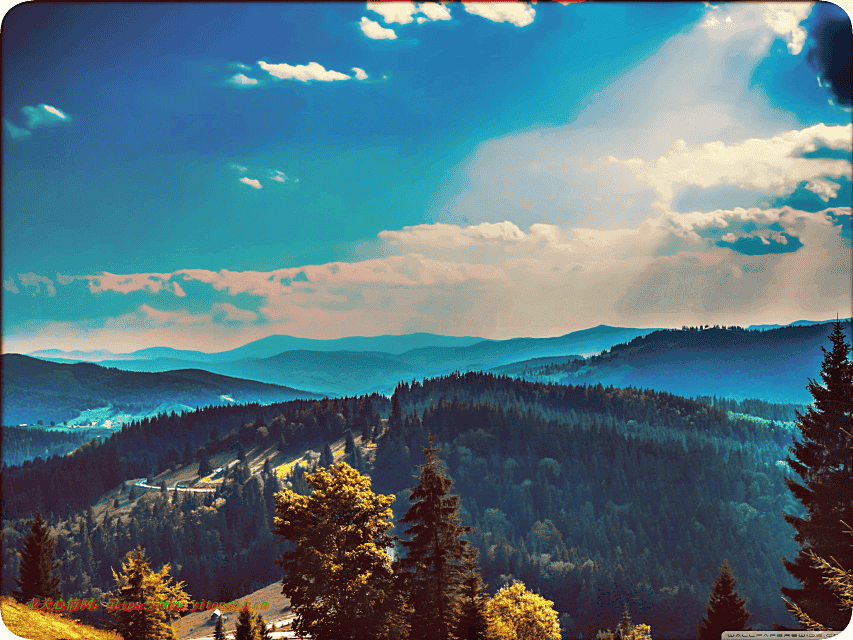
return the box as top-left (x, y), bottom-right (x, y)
top-left (806, 3), bottom-right (852, 107)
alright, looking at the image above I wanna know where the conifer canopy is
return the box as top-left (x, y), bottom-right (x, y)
top-left (13, 512), bottom-right (62, 605)
top-left (698, 560), bottom-right (751, 639)
top-left (782, 320), bottom-right (853, 629)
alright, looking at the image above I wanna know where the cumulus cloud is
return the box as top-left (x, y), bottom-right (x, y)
top-left (4, 119), bottom-right (31, 139)
top-left (462, 2), bottom-right (535, 27)
top-left (239, 177), bottom-right (263, 189)
top-left (611, 123), bottom-right (852, 211)
top-left (762, 3), bottom-right (812, 55)
top-left (367, 1), bottom-right (417, 24)
top-left (17, 273), bottom-right (57, 296)
top-left (258, 60), bottom-right (351, 82)
top-left (140, 304), bottom-right (212, 326)
top-left (230, 73), bottom-right (258, 86)
top-left (418, 2), bottom-right (451, 21)
top-left (4, 103), bottom-right (70, 139)
top-left (360, 16), bottom-right (398, 39)
top-left (87, 272), bottom-right (178, 295)
top-left (213, 302), bottom-right (258, 324)
top-left (3, 276), bottom-right (20, 293)
top-left (352, 67), bottom-right (368, 80)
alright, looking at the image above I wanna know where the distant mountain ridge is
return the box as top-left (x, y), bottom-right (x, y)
top-left (505, 320), bottom-right (853, 404)
top-left (1, 354), bottom-right (321, 426)
top-left (25, 325), bottom-right (659, 396)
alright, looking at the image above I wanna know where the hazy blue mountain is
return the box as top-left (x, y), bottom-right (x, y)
top-left (30, 332), bottom-right (491, 363)
top-left (1, 354), bottom-right (320, 426)
top-left (509, 320), bottom-right (852, 404)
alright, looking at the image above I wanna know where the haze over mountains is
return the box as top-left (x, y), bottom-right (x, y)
top-left (6, 319), bottom-right (850, 427)
top-left (24, 325), bottom-right (658, 398)
top-left (1, 356), bottom-right (320, 426)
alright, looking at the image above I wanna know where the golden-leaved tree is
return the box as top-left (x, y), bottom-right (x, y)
top-left (484, 581), bottom-right (561, 640)
top-left (273, 461), bottom-right (398, 640)
top-left (108, 545), bottom-right (189, 640)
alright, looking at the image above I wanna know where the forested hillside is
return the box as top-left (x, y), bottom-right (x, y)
top-left (504, 321), bottom-right (853, 404)
top-left (1, 374), bottom-right (806, 637)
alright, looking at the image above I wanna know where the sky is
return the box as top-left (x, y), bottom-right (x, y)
top-left (2, 1), bottom-right (852, 354)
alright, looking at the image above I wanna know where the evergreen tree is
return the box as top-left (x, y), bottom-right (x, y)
top-left (319, 441), bottom-right (334, 469)
top-left (198, 452), bottom-right (212, 477)
top-left (345, 429), bottom-right (356, 456)
top-left (785, 522), bottom-right (853, 629)
top-left (235, 606), bottom-right (259, 640)
top-left (616, 607), bottom-right (633, 640)
top-left (782, 321), bottom-right (853, 629)
top-left (456, 550), bottom-right (488, 640)
top-left (13, 512), bottom-right (62, 604)
top-left (108, 545), bottom-right (190, 640)
top-left (214, 615), bottom-right (226, 640)
top-left (273, 461), bottom-right (398, 640)
top-left (396, 437), bottom-right (473, 640)
top-left (256, 612), bottom-right (273, 640)
top-left (698, 560), bottom-right (751, 639)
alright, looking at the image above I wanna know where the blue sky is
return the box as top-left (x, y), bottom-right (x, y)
top-left (2, 2), bottom-right (851, 353)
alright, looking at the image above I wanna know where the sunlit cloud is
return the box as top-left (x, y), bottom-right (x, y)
top-left (230, 73), bottom-right (259, 86)
top-left (4, 103), bottom-right (71, 139)
top-left (212, 302), bottom-right (259, 324)
top-left (17, 273), bottom-right (57, 297)
top-left (360, 16), bottom-right (398, 40)
top-left (352, 67), bottom-right (368, 81)
top-left (417, 2), bottom-right (451, 22)
top-left (367, 2), bottom-right (417, 24)
top-left (258, 60), bottom-right (351, 82)
top-left (3, 277), bottom-right (20, 294)
top-left (762, 3), bottom-right (812, 55)
top-left (239, 177), bottom-right (263, 189)
top-left (462, 2), bottom-right (535, 27)
top-left (610, 124), bottom-right (852, 211)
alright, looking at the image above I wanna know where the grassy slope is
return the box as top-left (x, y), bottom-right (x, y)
top-left (0, 597), bottom-right (122, 640)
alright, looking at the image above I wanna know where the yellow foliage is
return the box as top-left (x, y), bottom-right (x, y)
top-left (0, 596), bottom-right (123, 640)
top-left (484, 581), bottom-right (561, 640)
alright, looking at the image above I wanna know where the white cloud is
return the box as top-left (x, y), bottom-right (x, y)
top-left (3, 277), bottom-right (20, 294)
top-left (17, 273), bottom-right (57, 296)
top-left (22, 104), bottom-right (69, 129)
top-left (353, 67), bottom-right (369, 81)
top-left (462, 2), bottom-right (535, 27)
top-left (230, 73), bottom-right (258, 86)
top-left (5, 103), bottom-right (71, 139)
top-left (239, 177), bottom-right (263, 189)
top-left (611, 124), bottom-right (852, 211)
top-left (230, 164), bottom-right (248, 172)
top-left (3, 120), bottom-right (31, 139)
top-left (762, 3), bottom-right (812, 55)
top-left (360, 16), bottom-right (398, 39)
top-left (258, 60), bottom-right (351, 82)
top-left (367, 2), bottom-right (417, 24)
top-left (269, 170), bottom-right (289, 183)
top-left (140, 304), bottom-right (212, 326)
top-left (417, 2), bottom-right (452, 21)
top-left (213, 302), bottom-right (258, 324)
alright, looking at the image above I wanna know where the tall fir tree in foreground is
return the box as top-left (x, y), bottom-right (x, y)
top-left (698, 560), bottom-right (751, 639)
top-left (13, 512), bottom-right (62, 605)
top-left (785, 522), bottom-right (853, 629)
top-left (782, 320), bottom-right (853, 629)
top-left (396, 436), bottom-right (475, 640)
top-left (108, 545), bottom-right (189, 640)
